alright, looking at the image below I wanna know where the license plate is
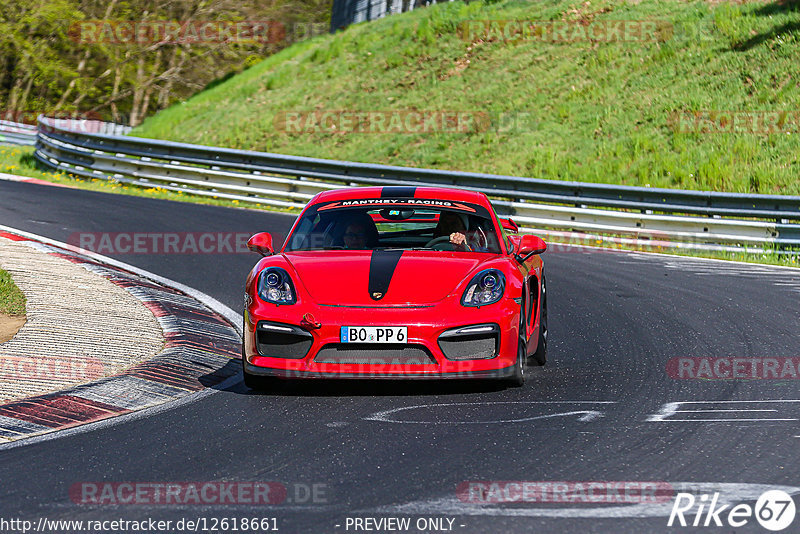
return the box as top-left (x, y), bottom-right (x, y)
top-left (341, 326), bottom-right (407, 344)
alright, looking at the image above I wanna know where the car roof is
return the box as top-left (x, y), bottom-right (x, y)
top-left (313, 186), bottom-right (490, 206)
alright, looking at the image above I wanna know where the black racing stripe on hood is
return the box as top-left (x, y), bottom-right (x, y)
top-left (368, 250), bottom-right (404, 301)
top-left (381, 186), bottom-right (417, 198)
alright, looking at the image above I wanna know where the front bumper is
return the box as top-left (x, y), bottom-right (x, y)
top-left (244, 298), bottom-right (520, 379)
top-left (242, 357), bottom-right (517, 380)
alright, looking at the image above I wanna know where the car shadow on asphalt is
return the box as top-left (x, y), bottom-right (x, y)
top-left (231, 374), bottom-right (512, 397)
top-left (202, 359), bottom-right (546, 397)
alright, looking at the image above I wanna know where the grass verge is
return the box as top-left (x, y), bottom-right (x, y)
top-left (0, 269), bottom-right (25, 317)
top-left (132, 0), bottom-right (800, 195)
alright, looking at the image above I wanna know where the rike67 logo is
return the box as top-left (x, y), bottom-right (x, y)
top-left (668, 490), bottom-right (796, 531)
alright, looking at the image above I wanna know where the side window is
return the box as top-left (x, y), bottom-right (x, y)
top-left (291, 213), bottom-right (330, 250)
top-left (289, 217), bottom-right (313, 249)
top-left (490, 205), bottom-right (512, 252)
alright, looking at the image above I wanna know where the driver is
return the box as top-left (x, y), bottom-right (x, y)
top-left (434, 211), bottom-right (470, 251)
top-left (338, 213), bottom-right (379, 249)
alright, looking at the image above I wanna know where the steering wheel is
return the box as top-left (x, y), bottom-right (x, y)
top-left (425, 235), bottom-right (467, 251)
top-left (471, 227), bottom-right (488, 250)
top-left (424, 235), bottom-right (455, 250)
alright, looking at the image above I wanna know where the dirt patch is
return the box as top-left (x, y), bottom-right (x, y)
top-left (0, 314), bottom-right (25, 344)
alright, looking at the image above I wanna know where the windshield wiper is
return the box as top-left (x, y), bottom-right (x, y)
top-left (294, 246), bottom-right (346, 251)
top-left (373, 247), bottom-right (431, 251)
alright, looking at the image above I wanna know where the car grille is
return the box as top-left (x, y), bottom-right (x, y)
top-left (314, 344), bottom-right (436, 365)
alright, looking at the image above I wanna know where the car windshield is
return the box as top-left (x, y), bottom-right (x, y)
top-left (286, 203), bottom-right (503, 253)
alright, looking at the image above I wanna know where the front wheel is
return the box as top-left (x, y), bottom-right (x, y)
top-left (243, 367), bottom-right (272, 390)
top-left (242, 347), bottom-right (280, 391)
top-left (531, 274), bottom-right (548, 366)
top-left (505, 303), bottom-right (526, 387)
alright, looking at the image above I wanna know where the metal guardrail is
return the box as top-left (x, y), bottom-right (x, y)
top-left (0, 120), bottom-right (37, 145)
top-left (0, 118), bottom-right (130, 146)
top-left (27, 116), bottom-right (800, 252)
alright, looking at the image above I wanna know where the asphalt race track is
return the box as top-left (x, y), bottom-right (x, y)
top-left (1, 179), bottom-right (800, 533)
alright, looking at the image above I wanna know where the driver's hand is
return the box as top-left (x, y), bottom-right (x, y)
top-left (450, 232), bottom-right (467, 246)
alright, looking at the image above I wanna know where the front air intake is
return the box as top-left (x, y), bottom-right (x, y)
top-left (256, 321), bottom-right (313, 359)
top-left (438, 324), bottom-right (500, 361)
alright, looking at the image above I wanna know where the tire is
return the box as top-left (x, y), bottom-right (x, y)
top-left (531, 274), bottom-right (548, 366)
top-left (505, 302), bottom-right (526, 387)
top-left (243, 367), bottom-right (270, 390)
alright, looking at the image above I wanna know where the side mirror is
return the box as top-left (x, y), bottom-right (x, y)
top-left (501, 218), bottom-right (519, 233)
top-left (247, 232), bottom-right (274, 256)
top-left (515, 235), bottom-right (546, 263)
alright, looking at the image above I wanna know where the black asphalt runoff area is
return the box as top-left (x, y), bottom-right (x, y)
top-left (1, 179), bottom-right (799, 533)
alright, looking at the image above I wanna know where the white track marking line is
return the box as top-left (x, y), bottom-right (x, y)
top-left (648, 400), bottom-right (800, 423)
top-left (557, 243), bottom-right (800, 273)
top-left (659, 419), bottom-right (798, 422)
top-left (653, 400), bottom-right (800, 408)
top-left (674, 410), bottom-right (778, 413)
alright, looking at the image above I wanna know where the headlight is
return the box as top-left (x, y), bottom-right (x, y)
top-left (461, 269), bottom-right (505, 307)
top-left (258, 267), bottom-right (296, 305)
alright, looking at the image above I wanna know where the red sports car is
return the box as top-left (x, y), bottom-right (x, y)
top-left (242, 186), bottom-right (548, 387)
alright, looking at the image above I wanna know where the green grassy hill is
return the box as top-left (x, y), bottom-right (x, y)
top-left (133, 0), bottom-right (800, 194)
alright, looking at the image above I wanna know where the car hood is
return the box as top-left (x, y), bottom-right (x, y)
top-left (284, 251), bottom-right (489, 306)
